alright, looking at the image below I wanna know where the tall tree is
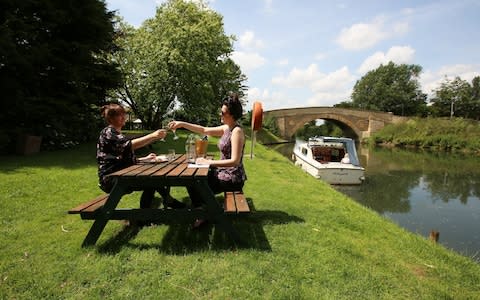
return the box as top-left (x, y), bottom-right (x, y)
top-left (429, 76), bottom-right (479, 119)
top-left (0, 0), bottom-right (121, 151)
top-left (350, 62), bottom-right (427, 116)
top-left (109, 0), bottom-right (247, 129)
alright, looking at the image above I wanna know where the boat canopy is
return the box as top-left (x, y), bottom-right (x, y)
top-left (308, 136), bottom-right (361, 166)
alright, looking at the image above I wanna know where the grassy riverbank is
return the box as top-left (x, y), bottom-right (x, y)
top-left (367, 117), bottom-right (480, 153)
top-left (1, 134), bottom-right (479, 299)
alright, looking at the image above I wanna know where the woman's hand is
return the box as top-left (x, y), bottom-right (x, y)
top-left (195, 157), bottom-right (210, 165)
top-left (168, 120), bottom-right (181, 130)
top-left (151, 129), bottom-right (167, 140)
top-left (138, 153), bottom-right (157, 162)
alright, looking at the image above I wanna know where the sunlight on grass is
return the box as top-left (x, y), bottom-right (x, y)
top-left (1, 137), bottom-right (479, 299)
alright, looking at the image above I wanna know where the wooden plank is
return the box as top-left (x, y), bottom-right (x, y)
top-left (151, 163), bottom-right (178, 176)
top-left (167, 164), bottom-right (188, 177)
top-left (108, 164), bottom-right (143, 177)
top-left (224, 192), bottom-right (237, 213)
top-left (68, 194), bottom-right (109, 214)
top-left (180, 167), bottom-right (196, 177)
top-left (140, 163), bottom-right (169, 176)
top-left (171, 154), bottom-right (186, 163)
top-left (122, 164), bottom-right (156, 176)
top-left (194, 167), bottom-right (209, 177)
top-left (82, 198), bottom-right (108, 213)
top-left (233, 192), bottom-right (250, 213)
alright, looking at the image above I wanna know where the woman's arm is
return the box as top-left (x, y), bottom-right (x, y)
top-left (169, 121), bottom-right (226, 137)
top-left (131, 129), bottom-right (166, 150)
top-left (196, 127), bottom-right (245, 167)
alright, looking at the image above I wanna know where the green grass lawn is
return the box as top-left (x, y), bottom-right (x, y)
top-left (1, 132), bottom-right (479, 299)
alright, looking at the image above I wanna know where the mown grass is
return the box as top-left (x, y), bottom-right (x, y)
top-left (1, 131), bottom-right (479, 299)
top-left (368, 117), bottom-right (480, 153)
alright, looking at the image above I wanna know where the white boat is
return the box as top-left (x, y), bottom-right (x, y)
top-left (292, 136), bottom-right (365, 185)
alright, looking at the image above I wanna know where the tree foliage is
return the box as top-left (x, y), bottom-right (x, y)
top-left (350, 62), bottom-right (427, 116)
top-left (429, 76), bottom-right (480, 119)
top-left (295, 120), bottom-right (343, 140)
top-left (0, 0), bottom-right (121, 151)
top-left (109, 0), bottom-right (247, 129)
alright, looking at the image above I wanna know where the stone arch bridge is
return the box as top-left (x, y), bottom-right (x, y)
top-left (263, 107), bottom-right (407, 140)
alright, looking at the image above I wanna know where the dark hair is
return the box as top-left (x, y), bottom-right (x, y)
top-left (100, 103), bottom-right (126, 124)
top-left (222, 93), bottom-right (243, 120)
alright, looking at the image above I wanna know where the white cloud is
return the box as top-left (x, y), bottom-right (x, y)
top-left (238, 30), bottom-right (265, 50)
top-left (271, 64), bottom-right (323, 88)
top-left (230, 51), bottom-right (266, 72)
top-left (311, 66), bottom-right (355, 92)
top-left (420, 64), bottom-right (480, 97)
top-left (272, 64), bottom-right (354, 92)
top-left (307, 90), bottom-right (353, 107)
top-left (277, 59), bottom-right (289, 66)
top-left (357, 46), bottom-right (415, 74)
top-left (270, 64), bottom-right (355, 107)
top-left (336, 17), bottom-right (387, 50)
top-left (246, 88), bottom-right (298, 110)
top-left (336, 16), bottom-right (410, 50)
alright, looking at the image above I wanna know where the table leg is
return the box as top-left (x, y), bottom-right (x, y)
top-left (81, 181), bottom-right (126, 247)
top-left (195, 179), bottom-right (242, 245)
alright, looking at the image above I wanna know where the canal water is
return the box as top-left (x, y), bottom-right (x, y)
top-left (270, 142), bottom-right (480, 261)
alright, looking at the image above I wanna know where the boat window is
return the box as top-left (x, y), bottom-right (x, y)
top-left (301, 148), bottom-right (308, 156)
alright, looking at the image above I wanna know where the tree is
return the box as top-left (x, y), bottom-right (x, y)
top-left (429, 76), bottom-right (475, 118)
top-left (350, 62), bottom-right (427, 116)
top-left (295, 120), bottom-right (343, 140)
top-left (0, 0), bottom-right (121, 151)
top-left (468, 76), bottom-right (480, 120)
top-left (109, 0), bottom-right (247, 129)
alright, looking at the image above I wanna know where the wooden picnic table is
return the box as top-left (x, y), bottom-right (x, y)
top-left (74, 154), bottom-right (243, 247)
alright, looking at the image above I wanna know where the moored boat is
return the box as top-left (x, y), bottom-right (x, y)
top-left (292, 136), bottom-right (365, 185)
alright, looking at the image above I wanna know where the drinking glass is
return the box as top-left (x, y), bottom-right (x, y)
top-left (167, 149), bottom-right (176, 161)
top-left (159, 119), bottom-right (170, 142)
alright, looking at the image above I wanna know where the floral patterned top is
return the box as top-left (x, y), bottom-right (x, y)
top-left (215, 125), bottom-right (247, 184)
top-left (96, 126), bottom-right (136, 189)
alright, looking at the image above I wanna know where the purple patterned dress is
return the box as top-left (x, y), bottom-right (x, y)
top-left (214, 125), bottom-right (247, 184)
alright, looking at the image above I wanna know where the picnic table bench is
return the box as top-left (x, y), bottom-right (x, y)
top-left (68, 154), bottom-right (251, 247)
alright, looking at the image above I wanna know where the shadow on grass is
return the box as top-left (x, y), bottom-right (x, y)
top-left (0, 143), bottom-right (97, 172)
top-left (97, 205), bottom-right (304, 255)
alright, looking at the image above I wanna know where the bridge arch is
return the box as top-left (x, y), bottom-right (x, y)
top-left (263, 107), bottom-right (406, 140)
top-left (288, 113), bottom-right (362, 139)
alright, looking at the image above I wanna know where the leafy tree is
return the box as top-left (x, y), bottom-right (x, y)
top-left (471, 76), bottom-right (480, 120)
top-left (295, 120), bottom-right (343, 140)
top-left (429, 76), bottom-right (476, 119)
top-left (333, 101), bottom-right (355, 109)
top-left (109, 0), bottom-right (246, 129)
top-left (0, 0), bottom-right (121, 151)
top-left (350, 62), bottom-right (427, 116)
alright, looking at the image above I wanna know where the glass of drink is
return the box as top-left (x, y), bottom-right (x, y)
top-left (167, 149), bottom-right (175, 161)
top-left (195, 139), bottom-right (208, 158)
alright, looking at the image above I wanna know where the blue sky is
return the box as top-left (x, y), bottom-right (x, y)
top-left (105, 0), bottom-right (480, 110)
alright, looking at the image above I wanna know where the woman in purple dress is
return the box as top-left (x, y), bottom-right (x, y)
top-left (169, 94), bottom-right (247, 226)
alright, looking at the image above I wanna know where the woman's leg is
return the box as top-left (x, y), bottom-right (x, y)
top-left (157, 186), bottom-right (186, 209)
top-left (140, 189), bottom-right (155, 209)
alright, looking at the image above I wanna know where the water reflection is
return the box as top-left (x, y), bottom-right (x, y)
top-left (270, 143), bottom-right (480, 260)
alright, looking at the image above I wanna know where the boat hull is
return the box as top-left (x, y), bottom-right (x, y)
top-left (293, 149), bottom-right (365, 185)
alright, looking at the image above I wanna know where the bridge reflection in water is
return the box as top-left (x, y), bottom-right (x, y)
top-left (269, 142), bottom-right (480, 261)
